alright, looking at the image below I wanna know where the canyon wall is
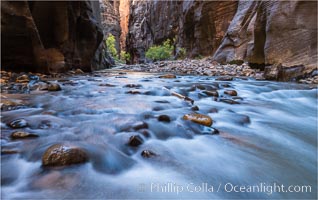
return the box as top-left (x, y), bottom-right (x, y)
top-left (213, 0), bottom-right (317, 80)
top-left (126, 0), bottom-right (317, 80)
top-left (126, 1), bottom-right (238, 63)
top-left (1, 0), bottom-right (112, 73)
top-left (100, 0), bottom-right (121, 53)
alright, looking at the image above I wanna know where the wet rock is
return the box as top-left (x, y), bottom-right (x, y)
top-left (132, 122), bottom-right (148, 131)
top-left (126, 90), bottom-right (141, 94)
top-left (48, 83), bottom-right (62, 91)
top-left (224, 90), bottom-right (238, 96)
top-left (154, 100), bottom-right (170, 104)
top-left (219, 99), bottom-right (240, 104)
top-left (221, 83), bottom-right (231, 88)
top-left (128, 135), bottom-right (144, 147)
top-left (216, 76), bottom-right (233, 81)
top-left (201, 127), bottom-right (220, 135)
top-left (158, 115), bottom-right (171, 123)
top-left (232, 96), bottom-right (243, 100)
top-left (15, 74), bottom-right (29, 83)
top-left (153, 106), bottom-right (164, 111)
top-left (195, 84), bottom-right (206, 90)
top-left (74, 69), bottom-right (84, 74)
top-left (171, 91), bottom-right (194, 104)
top-left (139, 130), bottom-right (151, 138)
top-left (183, 113), bottom-right (213, 127)
top-left (42, 144), bottom-right (89, 167)
top-left (191, 105), bottom-right (199, 111)
top-left (1, 99), bottom-right (25, 111)
top-left (203, 90), bottom-right (219, 97)
top-left (124, 84), bottom-right (142, 88)
top-left (8, 119), bottom-right (28, 128)
top-left (10, 131), bottom-right (38, 139)
top-left (0, 78), bottom-right (8, 84)
top-left (159, 74), bottom-right (176, 79)
top-left (141, 150), bottom-right (157, 158)
top-left (99, 83), bottom-right (116, 87)
top-left (1, 149), bottom-right (19, 155)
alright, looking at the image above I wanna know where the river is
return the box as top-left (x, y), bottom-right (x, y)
top-left (1, 70), bottom-right (317, 199)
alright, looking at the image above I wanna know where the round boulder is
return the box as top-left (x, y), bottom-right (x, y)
top-left (42, 144), bottom-right (89, 167)
top-left (48, 83), bottom-right (62, 91)
top-left (11, 131), bottom-right (38, 139)
top-left (8, 119), bottom-right (28, 128)
top-left (224, 90), bottom-right (237, 96)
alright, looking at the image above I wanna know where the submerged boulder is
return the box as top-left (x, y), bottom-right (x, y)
top-left (10, 131), bottom-right (38, 139)
top-left (42, 144), bottom-right (89, 167)
top-left (224, 90), bottom-right (237, 96)
top-left (159, 74), bottom-right (176, 79)
top-left (47, 83), bottom-right (62, 91)
top-left (8, 119), bottom-right (28, 128)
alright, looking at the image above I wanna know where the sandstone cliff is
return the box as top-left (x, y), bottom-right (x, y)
top-left (100, 0), bottom-right (121, 53)
top-left (126, 0), bottom-right (317, 81)
top-left (126, 0), bottom-right (237, 63)
top-left (213, 0), bottom-right (317, 80)
top-left (1, 0), bottom-right (112, 73)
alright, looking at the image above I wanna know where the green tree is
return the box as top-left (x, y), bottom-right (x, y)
top-left (106, 34), bottom-right (118, 59)
top-left (145, 39), bottom-right (174, 61)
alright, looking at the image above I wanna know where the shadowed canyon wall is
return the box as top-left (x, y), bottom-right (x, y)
top-left (213, 0), bottom-right (317, 80)
top-left (1, 0), bottom-right (113, 73)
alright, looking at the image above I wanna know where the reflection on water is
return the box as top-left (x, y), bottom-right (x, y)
top-left (1, 71), bottom-right (317, 199)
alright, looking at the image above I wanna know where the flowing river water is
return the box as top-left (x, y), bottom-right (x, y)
top-left (1, 70), bottom-right (317, 199)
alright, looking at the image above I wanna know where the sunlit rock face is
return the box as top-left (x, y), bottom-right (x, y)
top-left (213, 1), bottom-right (317, 80)
top-left (1, 1), bottom-right (110, 73)
top-left (126, 1), bottom-right (237, 63)
top-left (119, 0), bottom-right (130, 51)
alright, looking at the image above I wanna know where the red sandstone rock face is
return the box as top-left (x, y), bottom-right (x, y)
top-left (119, 0), bottom-right (130, 51)
top-left (213, 1), bottom-right (317, 80)
top-left (126, 1), bottom-right (237, 63)
top-left (1, 1), bottom-right (110, 73)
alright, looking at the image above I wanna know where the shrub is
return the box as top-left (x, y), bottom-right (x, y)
top-left (228, 60), bottom-right (244, 65)
top-left (105, 34), bottom-right (118, 59)
top-left (145, 39), bottom-right (174, 61)
top-left (120, 51), bottom-right (131, 62)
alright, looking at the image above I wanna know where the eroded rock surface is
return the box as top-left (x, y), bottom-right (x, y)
top-left (1, 1), bottom-right (111, 73)
top-left (213, 1), bottom-right (317, 81)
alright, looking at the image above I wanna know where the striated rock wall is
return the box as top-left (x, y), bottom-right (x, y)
top-left (213, 0), bottom-right (317, 80)
top-left (99, 0), bottom-right (121, 53)
top-left (126, 0), bottom-right (238, 63)
top-left (1, 0), bottom-right (112, 73)
top-left (127, 0), bottom-right (317, 81)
